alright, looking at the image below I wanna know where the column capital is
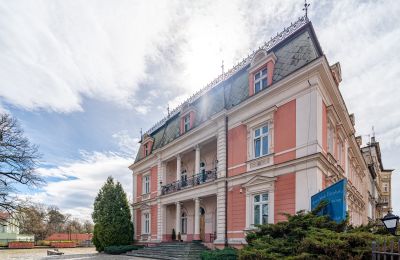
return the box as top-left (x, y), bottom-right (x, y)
top-left (175, 201), bottom-right (182, 206)
top-left (176, 154), bottom-right (181, 159)
top-left (194, 144), bottom-right (200, 151)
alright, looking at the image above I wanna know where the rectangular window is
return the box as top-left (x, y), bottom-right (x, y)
top-left (338, 139), bottom-right (343, 165)
top-left (253, 193), bottom-right (269, 225)
top-left (254, 124), bottom-right (269, 158)
top-left (328, 124), bottom-right (334, 154)
top-left (254, 68), bottom-right (268, 93)
top-left (143, 175), bottom-right (150, 194)
top-left (144, 213), bottom-right (150, 234)
top-left (184, 114), bottom-right (191, 132)
top-left (144, 144), bottom-right (149, 156)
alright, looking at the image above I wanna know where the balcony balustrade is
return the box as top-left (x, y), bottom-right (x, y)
top-left (161, 169), bottom-right (217, 195)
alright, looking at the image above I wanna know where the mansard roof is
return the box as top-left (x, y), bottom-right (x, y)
top-left (135, 16), bottom-right (323, 163)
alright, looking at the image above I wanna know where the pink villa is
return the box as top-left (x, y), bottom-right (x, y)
top-left (129, 16), bottom-right (393, 248)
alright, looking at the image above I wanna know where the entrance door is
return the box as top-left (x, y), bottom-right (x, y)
top-left (200, 207), bottom-right (205, 241)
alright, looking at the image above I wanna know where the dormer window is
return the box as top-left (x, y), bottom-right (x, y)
top-left (184, 114), bottom-right (191, 132)
top-left (248, 50), bottom-right (277, 97)
top-left (254, 68), bottom-right (268, 94)
top-left (180, 110), bottom-right (195, 134)
top-left (141, 134), bottom-right (154, 158)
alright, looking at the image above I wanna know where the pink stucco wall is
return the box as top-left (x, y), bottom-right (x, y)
top-left (274, 100), bottom-right (296, 164)
top-left (274, 173), bottom-right (296, 223)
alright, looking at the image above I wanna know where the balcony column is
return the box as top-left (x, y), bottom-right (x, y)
top-left (193, 197), bottom-right (201, 240)
top-left (176, 154), bottom-right (181, 181)
top-left (215, 122), bottom-right (227, 245)
top-left (175, 202), bottom-right (181, 236)
top-left (157, 155), bottom-right (166, 196)
top-left (195, 145), bottom-right (200, 175)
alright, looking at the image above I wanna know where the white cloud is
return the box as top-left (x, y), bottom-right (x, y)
top-left (0, 0), bottom-right (180, 113)
top-left (28, 151), bottom-right (133, 220)
top-left (112, 130), bottom-right (140, 156)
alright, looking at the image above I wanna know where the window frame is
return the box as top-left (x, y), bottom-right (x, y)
top-left (183, 114), bottom-right (191, 132)
top-left (143, 212), bottom-right (150, 234)
top-left (181, 212), bottom-right (187, 234)
top-left (253, 124), bottom-right (269, 159)
top-left (143, 174), bottom-right (150, 195)
top-left (252, 192), bottom-right (269, 226)
top-left (253, 67), bottom-right (268, 94)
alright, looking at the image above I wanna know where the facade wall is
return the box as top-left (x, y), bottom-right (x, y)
top-left (228, 125), bottom-right (247, 177)
top-left (227, 185), bottom-right (246, 239)
top-left (274, 100), bottom-right (296, 164)
top-left (136, 209), bottom-right (141, 240)
top-left (151, 166), bottom-right (158, 198)
top-left (151, 205), bottom-right (158, 240)
top-left (274, 173), bottom-right (296, 222)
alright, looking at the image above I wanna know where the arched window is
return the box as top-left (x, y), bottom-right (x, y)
top-left (181, 212), bottom-right (187, 234)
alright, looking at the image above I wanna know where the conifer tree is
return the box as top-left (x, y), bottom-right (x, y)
top-left (92, 177), bottom-right (133, 252)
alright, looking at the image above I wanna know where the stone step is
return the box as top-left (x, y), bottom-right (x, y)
top-left (127, 242), bottom-right (208, 260)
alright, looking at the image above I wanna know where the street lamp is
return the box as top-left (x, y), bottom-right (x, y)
top-left (381, 211), bottom-right (400, 236)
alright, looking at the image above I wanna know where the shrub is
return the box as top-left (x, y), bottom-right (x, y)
top-left (201, 247), bottom-right (238, 260)
top-left (104, 245), bottom-right (143, 255)
top-left (239, 202), bottom-right (397, 260)
top-left (172, 228), bottom-right (176, 241)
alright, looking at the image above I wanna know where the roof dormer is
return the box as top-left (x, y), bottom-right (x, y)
top-left (248, 50), bottom-right (277, 96)
top-left (180, 104), bottom-right (196, 135)
top-left (141, 133), bottom-right (154, 157)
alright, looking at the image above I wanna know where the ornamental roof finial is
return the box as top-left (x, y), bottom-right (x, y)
top-left (303, 0), bottom-right (310, 19)
top-left (221, 60), bottom-right (225, 75)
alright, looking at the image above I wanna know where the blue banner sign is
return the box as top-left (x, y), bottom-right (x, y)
top-left (311, 179), bottom-right (347, 223)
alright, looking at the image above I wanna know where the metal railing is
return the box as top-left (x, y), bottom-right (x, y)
top-left (161, 170), bottom-right (217, 195)
top-left (372, 240), bottom-right (400, 259)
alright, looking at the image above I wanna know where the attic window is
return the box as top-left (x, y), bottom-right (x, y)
top-left (254, 68), bottom-right (268, 94)
top-left (184, 114), bottom-right (191, 132)
top-left (144, 143), bottom-right (149, 156)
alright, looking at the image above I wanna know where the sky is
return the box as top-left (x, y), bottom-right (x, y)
top-left (0, 0), bottom-right (399, 221)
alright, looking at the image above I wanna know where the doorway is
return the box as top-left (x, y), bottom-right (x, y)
top-left (200, 207), bottom-right (205, 241)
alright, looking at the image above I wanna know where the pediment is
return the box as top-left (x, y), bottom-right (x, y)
top-left (242, 175), bottom-right (276, 188)
top-left (140, 203), bottom-right (151, 210)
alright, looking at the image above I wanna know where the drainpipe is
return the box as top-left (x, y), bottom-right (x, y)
top-left (225, 115), bottom-right (228, 248)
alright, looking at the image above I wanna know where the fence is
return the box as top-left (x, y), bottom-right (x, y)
top-left (372, 240), bottom-right (400, 260)
top-left (0, 238), bottom-right (34, 247)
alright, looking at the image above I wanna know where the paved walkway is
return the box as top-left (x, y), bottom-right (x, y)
top-left (0, 248), bottom-right (152, 260)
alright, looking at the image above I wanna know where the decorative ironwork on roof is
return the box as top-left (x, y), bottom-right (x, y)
top-left (144, 15), bottom-right (309, 136)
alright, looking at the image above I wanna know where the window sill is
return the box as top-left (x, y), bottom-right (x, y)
top-left (141, 193), bottom-right (150, 200)
top-left (247, 154), bottom-right (274, 171)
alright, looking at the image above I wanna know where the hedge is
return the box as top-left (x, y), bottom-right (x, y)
top-left (104, 245), bottom-right (143, 254)
top-left (201, 247), bottom-right (238, 260)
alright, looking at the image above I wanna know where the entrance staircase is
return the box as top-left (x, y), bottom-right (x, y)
top-left (126, 242), bottom-right (209, 260)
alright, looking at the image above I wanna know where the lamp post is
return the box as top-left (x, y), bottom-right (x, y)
top-left (381, 211), bottom-right (400, 236)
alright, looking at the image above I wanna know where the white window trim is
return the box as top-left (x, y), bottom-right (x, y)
top-left (253, 124), bottom-right (270, 159)
top-left (181, 212), bottom-right (187, 234)
top-left (143, 174), bottom-right (150, 195)
top-left (142, 210), bottom-right (151, 235)
top-left (251, 192), bottom-right (269, 226)
top-left (253, 68), bottom-right (268, 93)
top-left (244, 106), bottom-right (275, 161)
top-left (244, 176), bottom-right (275, 229)
top-left (183, 114), bottom-right (191, 132)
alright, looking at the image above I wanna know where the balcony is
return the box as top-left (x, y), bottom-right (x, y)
top-left (161, 169), bottom-right (217, 195)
